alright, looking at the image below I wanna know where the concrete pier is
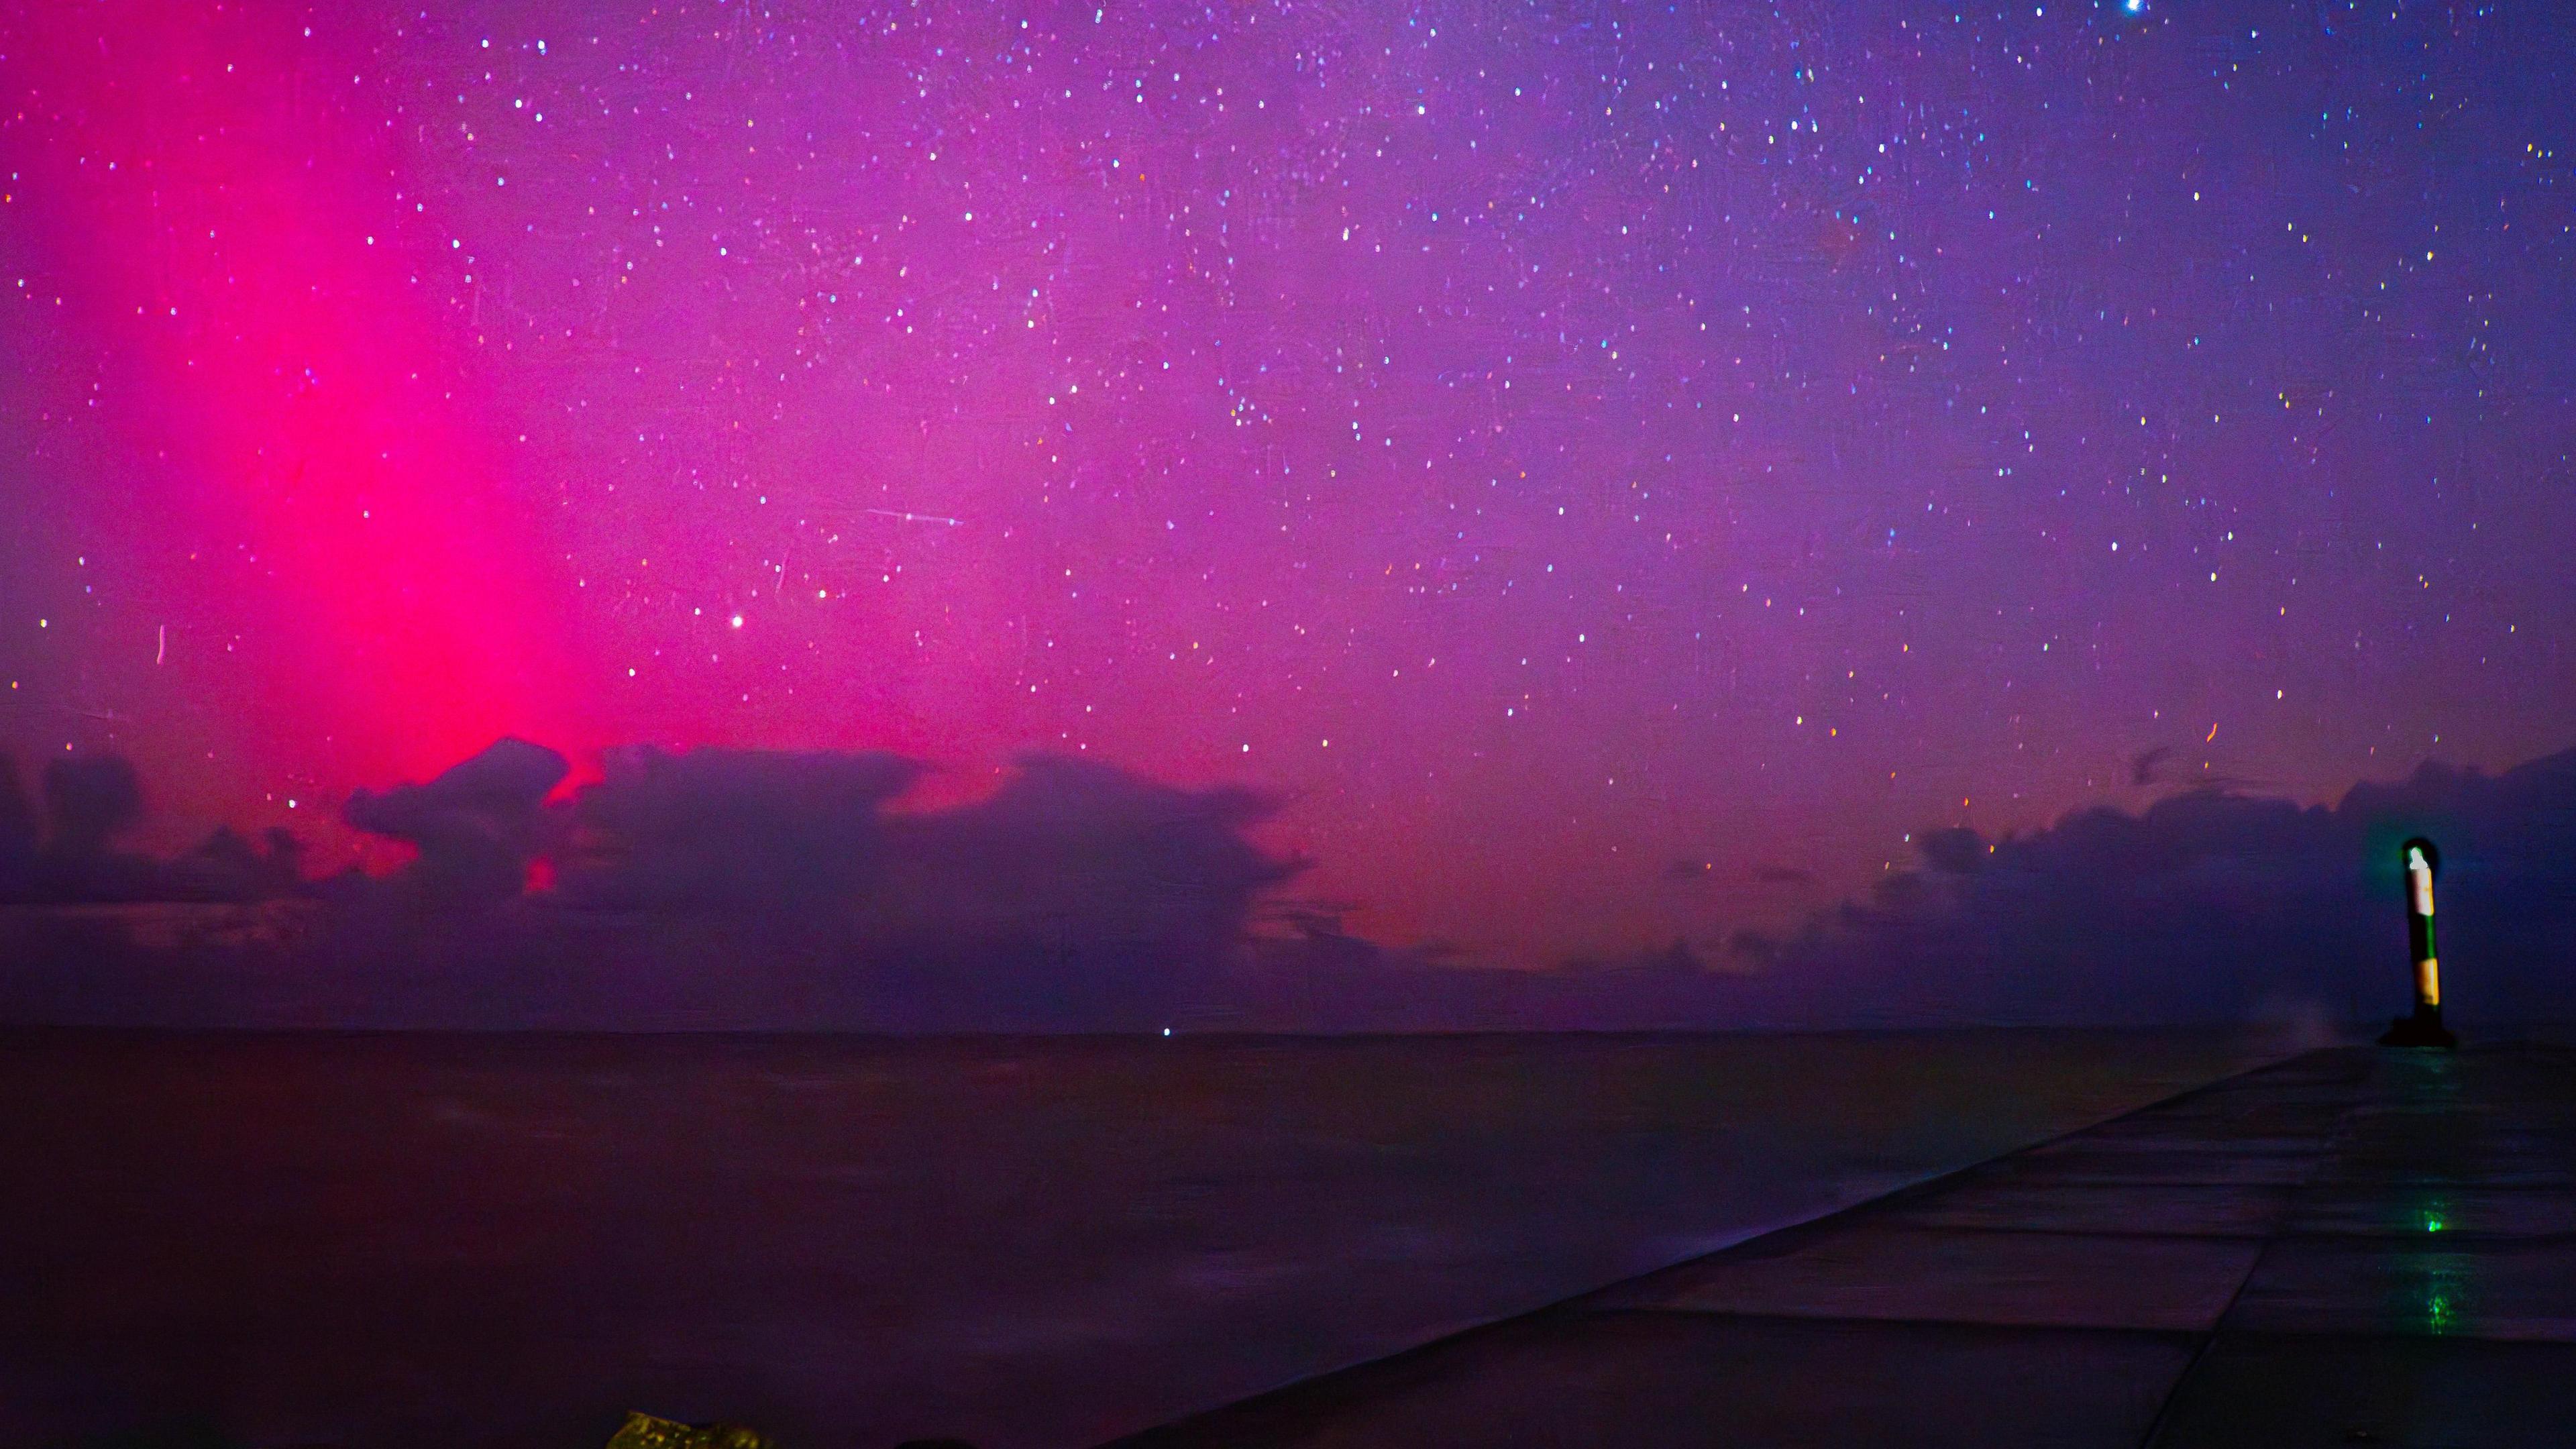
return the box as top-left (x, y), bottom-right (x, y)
top-left (1108, 1044), bottom-right (2576, 1447)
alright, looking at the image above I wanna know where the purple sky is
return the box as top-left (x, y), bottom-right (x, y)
top-left (4, 0), bottom-right (2571, 964)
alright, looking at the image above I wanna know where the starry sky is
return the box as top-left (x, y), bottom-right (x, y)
top-left (3, 0), bottom-right (2571, 965)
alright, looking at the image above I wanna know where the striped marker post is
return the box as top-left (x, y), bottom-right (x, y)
top-left (2379, 837), bottom-right (2457, 1048)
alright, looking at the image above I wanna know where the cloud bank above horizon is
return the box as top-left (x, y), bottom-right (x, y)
top-left (4, 735), bottom-right (2571, 1030)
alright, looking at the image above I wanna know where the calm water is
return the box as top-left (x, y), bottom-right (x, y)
top-left (0, 1028), bottom-right (2315, 1448)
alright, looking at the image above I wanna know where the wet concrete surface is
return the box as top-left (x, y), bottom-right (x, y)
top-left (1110, 1044), bottom-right (2576, 1447)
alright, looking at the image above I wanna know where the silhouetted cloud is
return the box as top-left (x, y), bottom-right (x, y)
top-left (0, 751), bottom-right (313, 906)
top-left (343, 738), bottom-right (568, 902)
top-left (1228, 748), bottom-right (2576, 1032)
top-left (169, 826), bottom-right (308, 904)
top-left (549, 746), bottom-right (1299, 949)
top-left (557, 745), bottom-right (923, 910)
top-left (872, 754), bottom-right (1301, 953)
top-left (1914, 826), bottom-right (1990, 875)
top-left (1744, 749), bottom-right (2576, 1026)
top-left (0, 755), bottom-right (35, 899)
top-left (11, 738), bottom-right (2576, 1032)
top-left (299, 741), bottom-right (1304, 1029)
top-left (44, 754), bottom-right (142, 859)
top-left (0, 752), bottom-right (167, 902)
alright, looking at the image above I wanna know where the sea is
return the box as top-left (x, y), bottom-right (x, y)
top-left (0, 1026), bottom-right (2322, 1448)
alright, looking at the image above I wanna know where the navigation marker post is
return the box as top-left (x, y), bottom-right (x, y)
top-left (2379, 837), bottom-right (2457, 1049)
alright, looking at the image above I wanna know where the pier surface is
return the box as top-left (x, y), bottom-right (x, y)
top-left (1109, 1044), bottom-right (2576, 1447)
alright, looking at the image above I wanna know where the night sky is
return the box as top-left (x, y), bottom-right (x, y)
top-left (3, 0), bottom-right (2571, 966)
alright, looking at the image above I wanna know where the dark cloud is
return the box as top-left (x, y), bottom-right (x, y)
top-left (0, 751), bottom-right (312, 906)
top-left (0, 756), bottom-right (35, 899)
top-left (1230, 748), bottom-right (2576, 1032)
top-left (550, 746), bottom-right (1298, 952)
top-left (0, 752), bottom-right (166, 902)
top-left (1743, 749), bottom-right (2576, 1028)
top-left (876, 755), bottom-right (1302, 952)
top-left (298, 742), bottom-right (1303, 1029)
top-left (342, 738), bottom-right (569, 902)
top-left (2126, 744), bottom-right (2271, 795)
top-left (0, 740), bottom-right (1305, 1027)
top-left (1914, 826), bottom-right (1990, 875)
top-left (168, 826), bottom-right (307, 904)
top-left (43, 754), bottom-right (142, 859)
top-left (557, 745), bottom-right (923, 910)
top-left (9, 739), bottom-right (2576, 1032)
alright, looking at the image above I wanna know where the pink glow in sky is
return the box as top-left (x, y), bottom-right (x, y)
top-left (5, 0), bottom-right (2573, 963)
